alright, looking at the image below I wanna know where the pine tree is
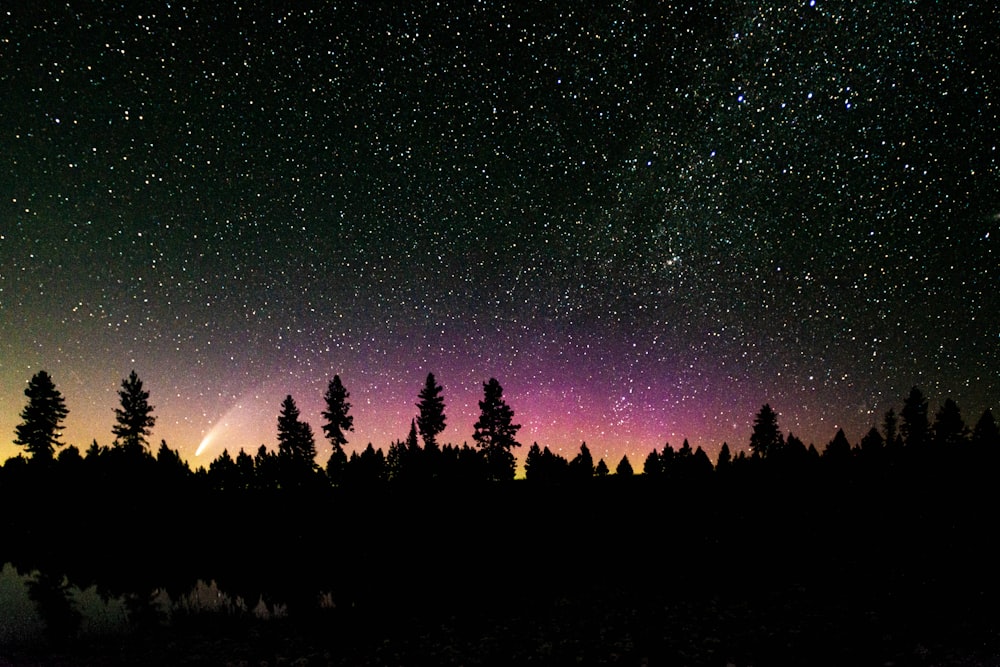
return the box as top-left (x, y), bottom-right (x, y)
top-left (112, 370), bottom-right (155, 452)
top-left (643, 449), bottom-right (662, 476)
top-left (692, 446), bottom-right (714, 476)
top-left (156, 440), bottom-right (190, 480)
top-left (472, 378), bottom-right (521, 481)
top-left (387, 418), bottom-right (426, 483)
top-left (416, 372), bottom-right (446, 450)
top-left (750, 404), bottom-right (782, 459)
top-left (255, 445), bottom-right (280, 491)
top-left (859, 427), bottom-right (885, 456)
top-left (932, 398), bottom-right (968, 449)
top-left (234, 449), bottom-right (255, 489)
top-left (386, 439), bottom-right (407, 482)
top-left (615, 455), bottom-right (633, 476)
top-left (823, 428), bottom-right (853, 462)
top-left (901, 386), bottom-right (930, 449)
top-left (972, 409), bottom-right (999, 451)
top-left (678, 439), bottom-right (693, 458)
top-left (322, 376), bottom-right (352, 484)
top-left (406, 418), bottom-right (419, 451)
top-left (524, 443), bottom-right (543, 481)
top-left (209, 449), bottom-right (238, 491)
top-left (322, 375), bottom-right (353, 450)
top-left (716, 442), bottom-right (732, 471)
top-left (14, 371), bottom-right (69, 462)
top-left (660, 443), bottom-right (676, 475)
top-left (595, 458), bottom-right (610, 476)
top-left (348, 443), bottom-right (388, 485)
top-left (277, 395), bottom-right (316, 467)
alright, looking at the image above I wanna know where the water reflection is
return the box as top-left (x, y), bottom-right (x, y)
top-left (1, 563), bottom-right (129, 644)
top-left (0, 563), bottom-right (286, 647)
top-left (25, 569), bottom-right (81, 642)
top-left (0, 563), bottom-right (41, 644)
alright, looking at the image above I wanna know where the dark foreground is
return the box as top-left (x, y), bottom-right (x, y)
top-left (3, 462), bottom-right (1000, 665)
top-left (4, 582), bottom-right (1000, 667)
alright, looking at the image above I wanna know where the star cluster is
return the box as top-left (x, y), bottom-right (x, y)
top-left (1, 1), bottom-right (997, 466)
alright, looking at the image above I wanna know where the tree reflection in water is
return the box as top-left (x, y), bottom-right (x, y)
top-left (1, 565), bottom-right (290, 648)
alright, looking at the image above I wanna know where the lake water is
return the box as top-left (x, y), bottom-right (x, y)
top-left (0, 562), bottom-right (130, 645)
top-left (0, 563), bottom-right (281, 647)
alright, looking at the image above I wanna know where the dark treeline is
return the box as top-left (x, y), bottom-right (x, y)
top-left (3, 371), bottom-right (1000, 663)
top-left (9, 370), bottom-right (998, 492)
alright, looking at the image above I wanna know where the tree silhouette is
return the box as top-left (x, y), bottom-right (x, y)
top-left (883, 408), bottom-right (900, 449)
top-left (678, 439), bottom-right (693, 459)
top-left (780, 434), bottom-right (814, 471)
top-left (57, 443), bottom-right (83, 468)
top-left (716, 442), bottom-right (732, 472)
top-left (524, 442), bottom-right (543, 480)
top-left (972, 409), bottom-right (999, 452)
top-left (386, 438), bottom-right (408, 482)
top-left (255, 444), bottom-right (280, 491)
top-left (615, 455), bottom-right (633, 476)
top-left (472, 378), bottom-right (521, 481)
top-left (234, 449), bottom-right (255, 489)
top-left (595, 458), bottom-right (610, 476)
top-left (660, 443), bottom-right (676, 475)
top-left (348, 443), bottom-right (388, 485)
top-left (859, 427), bottom-right (885, 459)
top-left (322, 376), bottom-right (353, 483)
top-left (112, 370), bottom-right (156, 452)
top-left (14, 370), bottom-right (69, 462)
top-left (901, 386), bottom-right (930, 450)
top-left (277, 395), bottom-right (317, 471)
top-left (524, 443), bottom-right (569, 483)
top-left (823, 428), bottom-right (853, 465)
top-left (26, 570), bottom-right (81, 643)
top-left (387, 419), bottom-right (426, 483)
top-left (416, 372), bottom-right (446, 450)
top-left (692, 446), bottom-right (714, 476)
top-left (642, 449), bottom-right (662, 476)
top-left (209, 449), bottom-right (239, 491)
top-left (750, 404), bottom-right (783, 459)
top-left (570, 442), bottom-right (595, 479)
top-left (932, 398), bottom-right (968, 449)
top-left (406, 418), bottom-right (419, 451)
top-left (155, 440), bottom-right (190, 482)
top-left (326, 446), bottom-right (349, 487)
top-left (322, 375), bottom-right (353, 446)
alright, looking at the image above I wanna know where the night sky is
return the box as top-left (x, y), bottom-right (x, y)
top-left (1, 1), bottom-right (997, 468)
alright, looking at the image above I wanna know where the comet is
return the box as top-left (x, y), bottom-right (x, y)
top-left (195, 430), bottom-right (216, 457)
top-left (195, 418), bottom-right (231, 457)
top-left (192, 386), bottom-right (277, 458)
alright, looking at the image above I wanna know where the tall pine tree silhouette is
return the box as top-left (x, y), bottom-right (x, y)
top-left (277, 395), bottom-right (317, 475)
top-left (750, 404), bottom-right (783, 459)
top-left (472, 378), bottom-right (521, 481)
top-left (14, 370), bottom-right (69, 462)
top-left (113, 370), bottom-right (156, 453)
top-left (416, 372), bottom-right (446, 450)
top-left (322, 375), bottom-right (353, 484)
